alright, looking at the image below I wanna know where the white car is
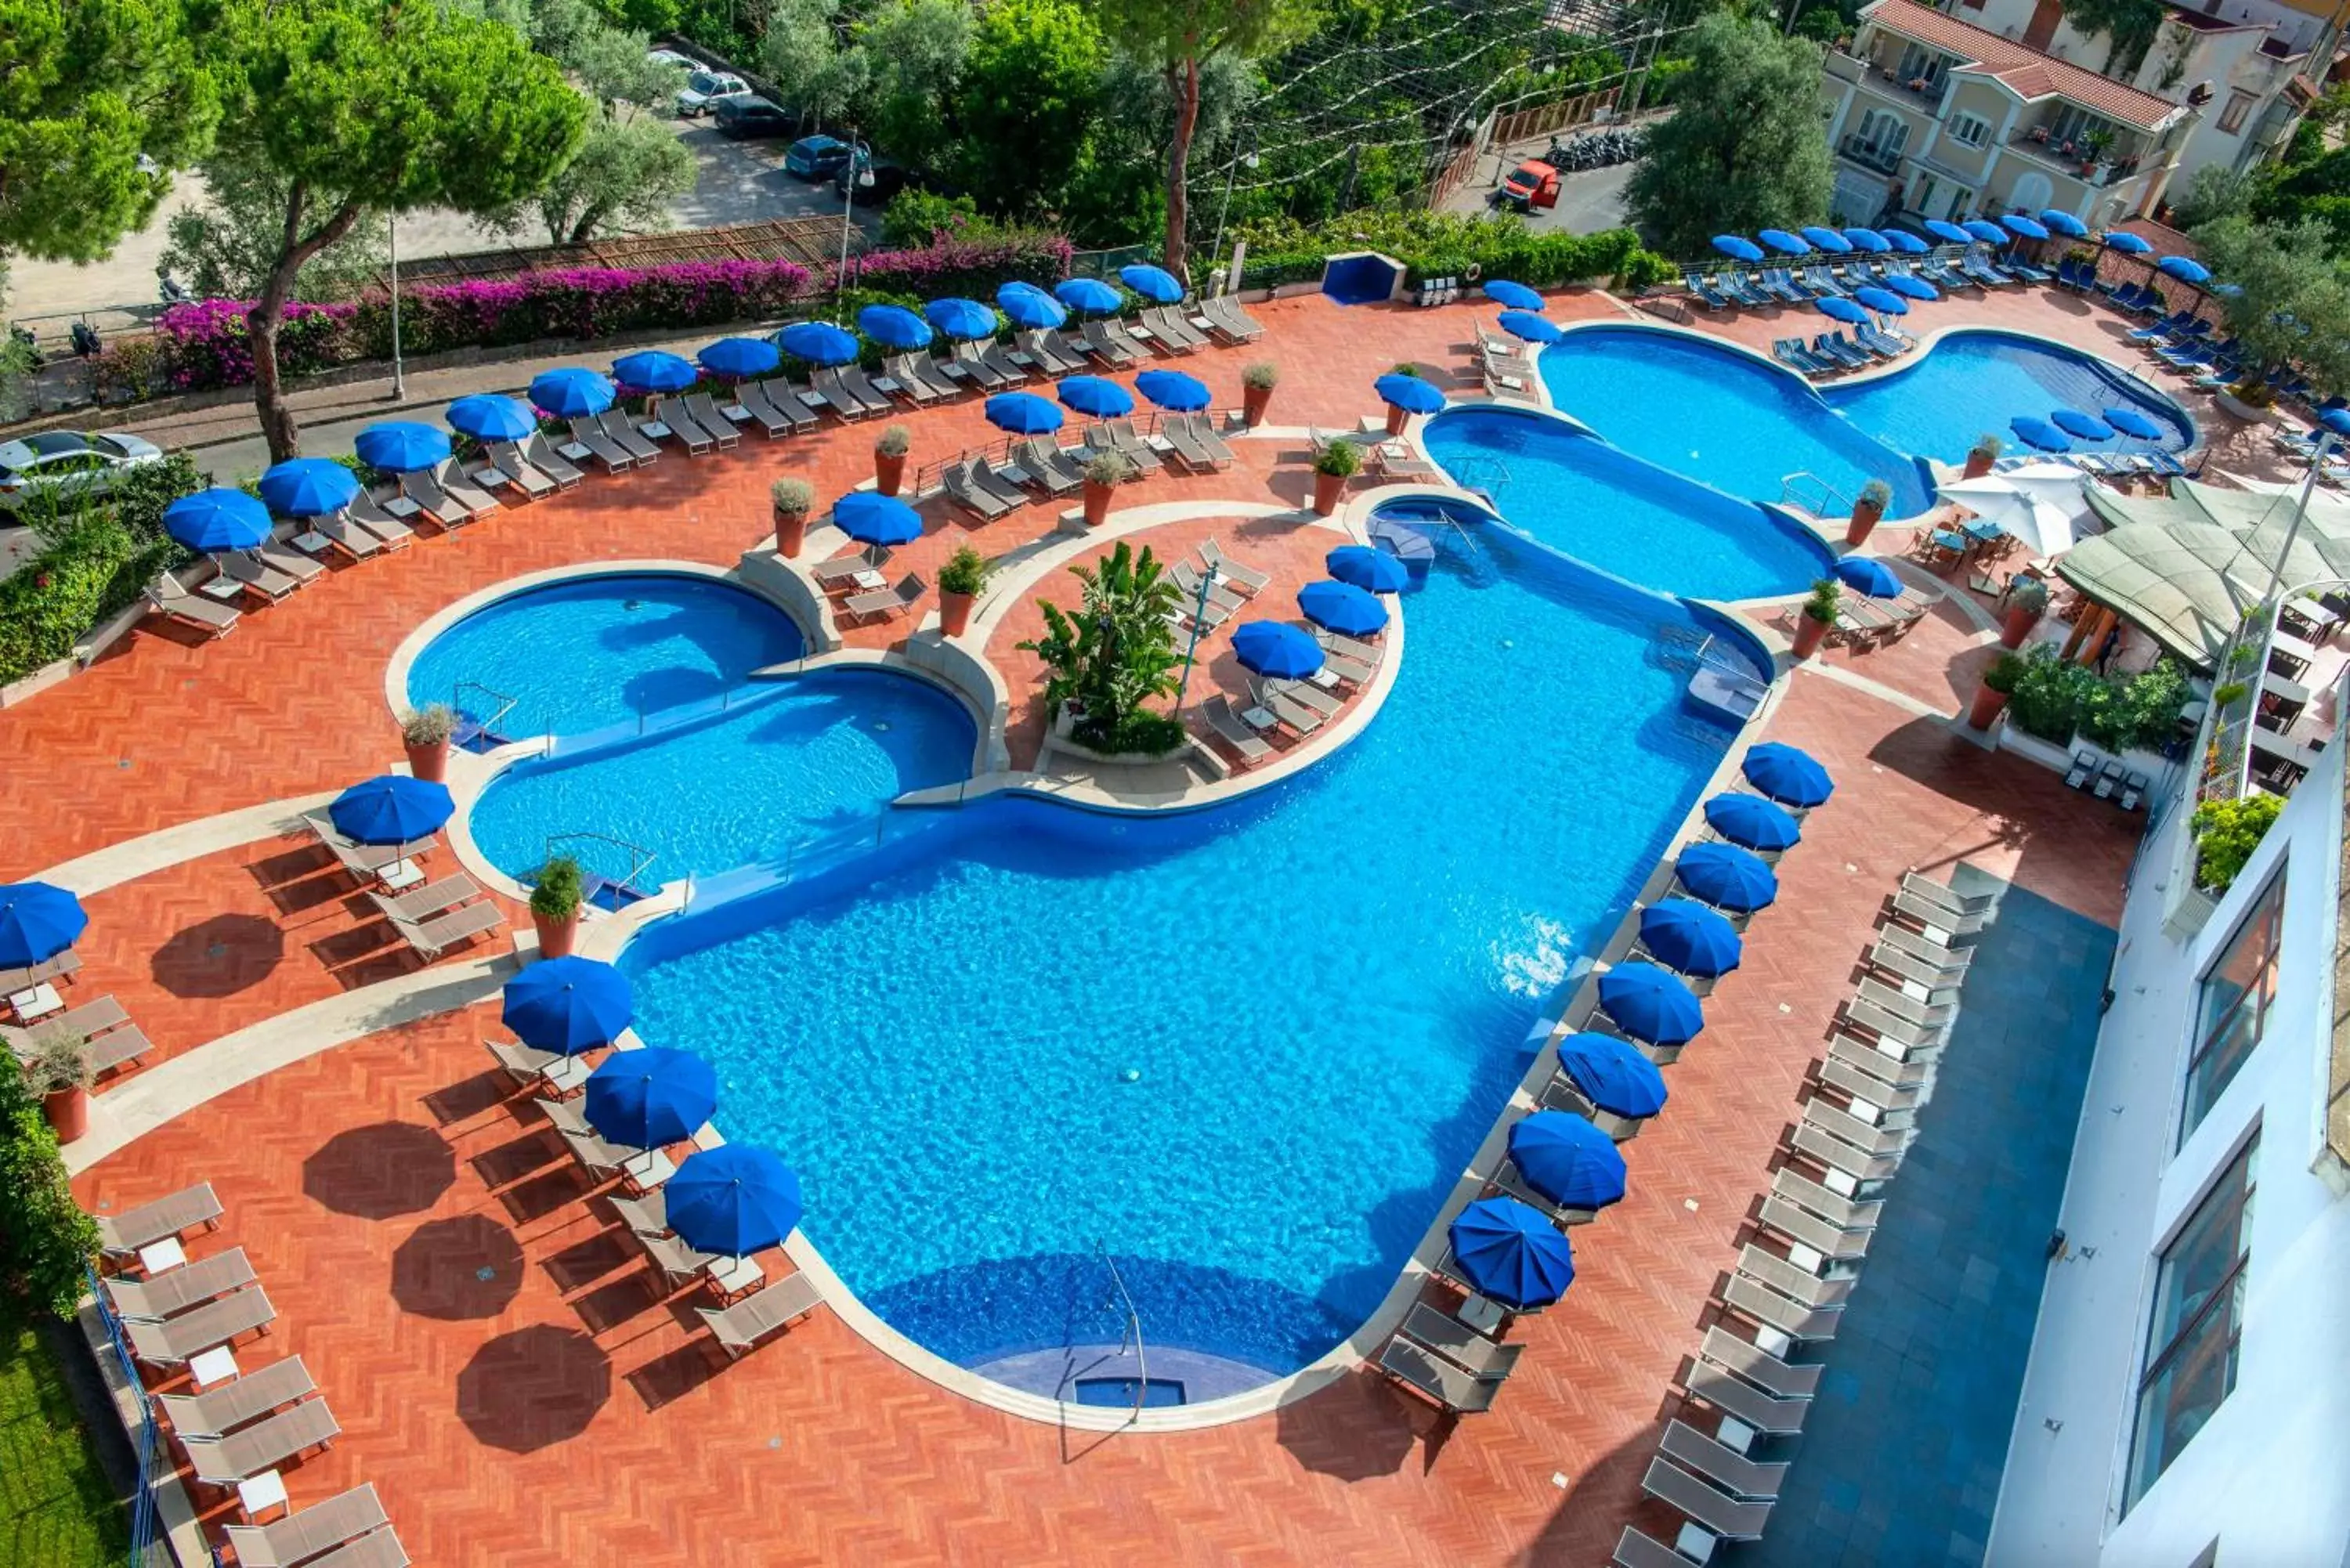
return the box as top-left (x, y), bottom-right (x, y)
top-left (646, 48), bottom-right (694, 71)
top-left (675, 68), bottom-right (747, 117)
top-left (0, 431), bottom-right (165, 513)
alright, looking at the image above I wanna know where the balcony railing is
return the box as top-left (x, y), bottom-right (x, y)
top-left (1833, 49), bottom-right (1949, 112)
top-left (1837, 134), bottom-right (1905, 175)
top-left (2005, 128), bottom-right (2145, 188)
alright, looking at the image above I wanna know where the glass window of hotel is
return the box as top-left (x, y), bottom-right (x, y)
top-left (1947, 113), bottom-right (1991, 150)
top-left (2182, 874), bottom-right (2285, 1137)
top-left (2128, 1135), bottom-right (2257, 1508)
top-left (2217, 90), bottom-right (2257, 135)
top-left (1893, 43), bottom-right (1956, 92)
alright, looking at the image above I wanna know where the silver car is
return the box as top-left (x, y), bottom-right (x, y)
top-left (675, 68), bottom-right (747, 117)
top-left (0, 430), bottom-right (165, 512)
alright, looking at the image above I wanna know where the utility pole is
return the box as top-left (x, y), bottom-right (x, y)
top-left (388, 213), bottom-right (406, 402)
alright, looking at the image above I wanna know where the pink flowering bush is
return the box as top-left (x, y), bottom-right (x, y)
top-left (114, 233), bottom-right (1077, 395)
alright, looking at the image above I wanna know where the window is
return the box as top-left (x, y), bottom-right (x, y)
top-left (2128, 1136), bottom-right (2257, 1508)
top-left (1947, 113), bottom-right (1992, 149)
top-left (2183, 875), bottom-right (2284, 1136)
top-left (2217, 89), bottom-right (2257, 135)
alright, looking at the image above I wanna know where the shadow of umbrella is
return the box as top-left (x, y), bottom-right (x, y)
top-left (455, 1324), bottom-right (612, 1454)
top-left (391, 1215), bottom-right (526, 1321)
top-left (1273, 1365), bottom-right (1429, 1481)
top-left (302, 1122), bottom-right (457, 1220)
top-left (150, 912), bottom-right (284, 998)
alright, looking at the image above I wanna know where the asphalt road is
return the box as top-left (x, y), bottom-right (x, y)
top-left (1441, 152), bottom-right (1638, 237)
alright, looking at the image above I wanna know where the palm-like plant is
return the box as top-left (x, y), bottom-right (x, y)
top-left (1018, 542), bottom-right (1185, 749)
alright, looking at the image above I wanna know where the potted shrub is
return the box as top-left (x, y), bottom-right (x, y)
top-left (1082, 450), bottom-right (1130, 528)
top-left (27, 1035), bottom-right (92, 1143)
top-left (2000, 576), bottom-right (2049, 648)
top-left (1242, 361), bottom-right (1278, 427)
top-left (874, 424), bottom-right (912, 496)
top-left (401, 703), bottom-right (456, 784)
top-left (530, 854), bottom-right (585, 960)
top-left (1792, 578), bottom-right (1839, 659)
top-left (1971, 650), bottom-right (2024, 730)
top-left (1846, 479), bottom-right (1893, 545)
top-left (937, 544), bottom-right (988, 638)
top-left (1964, 433), bottom-right (2002, 479)
top-left (770, 477), bottom-right (815, 558)
top-left (1312, 440), bottom-right (1361, 515)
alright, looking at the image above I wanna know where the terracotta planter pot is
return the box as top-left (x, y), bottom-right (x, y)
top-left (1845, 499), bottom-right (1884, 546)
top-left (1312, 469), bottom-right (1349, 516)
top-left (938, 588), bottom-right (974, 638)
top-left (1242, 383), bottom-right (1273, 428)
top-left (1384, 403), bottom-right (1411, 437)
top-left (532, 908), bottom-right (579, 960)
top-left (773, 507), bottom-right (809, 559)
top-left (1082, 479), bottom-right (1115, 528)
top-left (403, 737), bottom-right (450, 784)
top-left (43, 1085), bottom-right (87, 1143)
top-left (1963, 450), bottom-right (1995, 479)
top-left (1969, 684), bottom-right (2011, 731)
top-left (1791, 612), bottom-right (1831, 659)
top-left (2001, 605), bottom-right (2043, 649)
top-left (875, 450), bottom-right (907, 497)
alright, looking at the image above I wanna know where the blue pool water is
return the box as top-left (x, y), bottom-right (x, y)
top-left (405, 573), bottom-right (804, 739)
top-left (1535, 326), bottom-right (1932, 517)
top-left (1421, 406), bottom-right (1834, 602)
top-left (466, 670), bottom-right (974, 887)
top-left (1824, 327), bottom-right (2194, 466)
top-left (620, 528), bottom-right (1748, 1379)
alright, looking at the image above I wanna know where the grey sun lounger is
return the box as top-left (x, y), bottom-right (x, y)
top-left (649, 400), bottom-right (715, 454)
top-left (1012, 437), bottom-right (1085, 495)
top-left (144, 575), bottom-right (242, 638)
top-left (697, 1270), bottom-right (825, 1358)
top-left (214, 552), bottom-right (298, 601)
top-left (396, 465), bottom-right (479, 526)
top-left (1759, 1196), bottom-right (1870, 1262)
top-left (388, 901), bottom-right (504, 961)
top-left (943, 463), bottom-right (1014, 522)
top-left (1142, 305), bottom-right (1209, 352)
top-left (732, 381), bottom-right (796, 435)
top-left (597, 410), bottom-right (661, 463)
top-left (1856, 977), bottom-right (1953, 1030)
top-left (5, 992), bottom-right (128, 1046)
top-left (1661, 1418), bottom-right (1789, 1500)
top-left (472, 446), bottom-right (554, 500)
top-left (96, 1182), bottom-right (222, 1257)
top-left (970, 457), bottom-right (1030, 508)
top-left (1200, 695), bottom-right (1271, 765)
top-left (296, 1530), bottom-right (409, 1568)
top-left (1686, 1358), bottom-right (1810, 1434)
top-left (1843, 997), bottom-right (1943, 1053)
top-left (1791, 1120), bottom-right (1901, 1184)
top-left (812, 547), bottom-right (890, 587)
top-left (756, 378), bottom-right (823, 432)
top-left (517, 434), bottom-right (586, 488)
top-left (0, 951), bottom-right (80, 993)
top-left (1039, 329), bottom-right (1097, 373)
top-left (566, 419), bottom-right (634, 473)
top-left (563, 1125), bottom-right (660, 1181)
top-left (1770, 1167), bottom-right (1883, 1232)
top-left (1401, 1302), bottom-right (1524, 1378)
top-left (945, 343), bottom-right (1009, 390)
top-left (534, 1095), bottom-right (594, 1137)
top-left (8, 1018), bottom-right (150, 1078)
top-left (256, 540), bottom-right (326, 585)
top-left (1864, 941), bottom-right (1962, 997)
top-left (610, 1190), bottom-right (669, 1237)
top-left (303, 813), bottom-right (432, 881)
top-left (1643, 1455), bottom-right (1772, 1541)
top-left (876, 355), bottom-right (944, 404)
top-left (682, 393), bottom-right (742, 450)
top-left (1614, 1526), bottom-right (1710, 1568)
top-left (1803, 1097), bottom-right (1910, 1159)
top-left (183, 1395), bottom-right (339, 1486)
top-left (1158, 415), bottom-right (1220, 472)
top-left (103, 1247), bottom-right (256, 1321)
top-left (345, 490), bottom-right (418, 547)
top-left (1170, 561), bottom-right (1242, 616)
top-left (1081, 320), bottom-right (1143, 367)
top-left (125, 1284), bottom-right (276, 1366)
top-left (1826, 1028), bottom-right (1934, 1086)
top-left (1889, 889), bottom-right (1986, 941)
top-left (1875, 920), bottom-right (1973, 973)
top-left (1015, 329), bottom-right (1080, 375)
top-left (979, 342), bottom-right (1031, 385)
top-left (1901, 870), bottom-right (1995, 916)
top-left (1199, 294), bottom-right (1265, 341)
top-left (1171, 413), bottom-right (1235, 469)
top-left (368, 874), bottom-right (479, 925)
top-left (1091, 418), bottom-right (1164, 474)
top-left (1821, 1056), bottom-right (1924, 1118)
top-left (157, 1355), bottom-right (316, 1440)
top-left (1379, 1336), bottom-right (1502, 1413)
top-left (639, 1227), bottom-right (720, 1286)
top-left (311, 515), bottom-right (383, 558)
top-left (1699, 1325), bottom-right (1820, 1400)
top-left (1723, 1272), bottom-right (1842, 1342)
top-left (1261, 687), bottom-right (1325, 736)
top-left (843, 573), bottom-right (926, 626)
top-left (220, 1481), bottom-right (389, 1568)
top-left (809, 366), bottom-right (879, 419)
top-left (1271, 677), bottom-right (1340, 720)
top-left (1197, 537), bottom-right (1269, 594)
top-left (490, 1039), bottom-right (588, 1094)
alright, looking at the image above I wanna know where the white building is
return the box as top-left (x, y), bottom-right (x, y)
top-left (1984, 671), bottom-right (2350, 1565)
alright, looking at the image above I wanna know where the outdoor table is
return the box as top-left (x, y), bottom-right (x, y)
top-left (868, 379), bottom-right (901, 399)
top-left (690, 1122), bottom-right (726, 1151)
top-left (199, 576), bottom-right (244, 603)
top-left (705, 1254), bottom-right (763, 1300)
top-left (1455, 1293), bottom-right (1507, 1335)
top-left (721, 403), bottom-right (750, 423)
top-left (556, 442), bottom-right (594, 464)
top-left (374, 859), bottom-right (425, 894)
top-left (1240, 705), bottom-right (1278, 732)
top-left (8, 981), bottom-right (63, 1023)
top-left (475, 465), bottom-right (514, 490)
top-left (638, 421), bottom-right (672, 441)
top-left (137, 1238), bottom-right (186, 1277)
top-left (849, 570), bottom-right (885, 592)
top-left (624, 1147), bottom-right (676, 1190)
top-left (2281, 598), bottom-right (2339, 643)
top-left (1307, 669), bottom-right (1343, 692)
top-left (291, 529), bottom-right (331, 555)
top-left (936, 362), bottom-right (971, 381)
top-left (1007, 351), bottom-right (1036, 368)
top-left (237, 1470), bottom-right (289, 1525)
top-left (996, 464), bottom-right (1033, 487)
top-left (188, 1346), bottom-right (239, 1389)
top-left (381, 496), bottom-right (422, 518)
top-left (540, 1055), bottom-right (593, 1096)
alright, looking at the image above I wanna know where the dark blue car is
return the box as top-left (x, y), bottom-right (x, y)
top-left (785, 135), bottom-right (853, 179)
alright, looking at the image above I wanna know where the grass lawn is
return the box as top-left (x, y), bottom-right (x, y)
top-left (0, 1292), bottom-right (127, 1568)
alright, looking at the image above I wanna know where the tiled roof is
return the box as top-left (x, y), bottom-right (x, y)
top-left (1860, 0), bottom-right (2186, 131)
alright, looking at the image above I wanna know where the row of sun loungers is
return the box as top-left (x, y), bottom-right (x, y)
top-left (5, 992), bottom-right (153, 1078)
top-left (300, 817), bottom-right (505, 963)
top-left (1620, 869), bottom-right (1989, 1563)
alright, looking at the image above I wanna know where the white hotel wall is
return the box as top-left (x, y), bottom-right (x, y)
top-left (1985, 735), bottom-right (2350, 1568)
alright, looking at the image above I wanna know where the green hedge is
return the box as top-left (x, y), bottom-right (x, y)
top-left (1231, 215), bottom-right (1672, 296)
top-left (0, 455), bottom-right (201, 688)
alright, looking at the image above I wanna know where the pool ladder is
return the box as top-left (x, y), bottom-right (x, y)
top-left (1090, 1243), bottom-right (1149, 1427)
top-left (1779, 471), bottom-right (1850, 520)
top-left (541, 832), bottom-right (658, 906)
top-left (450, 678), bottom-right (518, 750)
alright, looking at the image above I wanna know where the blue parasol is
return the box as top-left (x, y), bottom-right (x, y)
top-left (776, 322), bottom-right (859, 367)
top-left (1676, 840), bottom-right (1780, 912)
top-left (585, 1046), bottom-right (717, 1150)
top-left (699, 337), bottom-right (782, 379)
top-left (1637, 899), bottom-right (1743, 979)
top-left (1853, 286), bottom-right (1907, 316)
top-left (1133, 370), bottom-right (1210, 411)
top-left (1884, 273), bottom-right (1939, 302)
top-left (1298, 580), bottom-right (1388, 637)
top-left (2051, 408), bottom-right (2114, 442)
top-left (1373, 373), bottom-right (1445, 414)
top-left (1448, 1196), bottom-right (1575, 1309)
top-left (1056, 376), bottom-right (1134, 419)
top-left (1815, 295), bottom-right (1869, 324)
top-left (1054, 277), bottom-right (1123, 315)
top-left (1481, 279), bottom-right (1544, 309)
top-left (1925, 219), bottom-right (1974, 245)
top-left (0, 882), bottom-right (87, 968)
top-left (1802, 226), bottom-right (1853, 253)
top-left (1742, 742), bottom-right (1834, 808)
top-left (1758, 229), bottom-right (1812, 256)
top-left (501, 956), bottom-right (633, 1054)
top-left (529, 367), bottom-right (616, 418)
top-left (327, 775), bottom-right (453, 844)
top-left (924, 298), bottom-right (998, 340)
top-left (857, 304), bottom-right (933, 349)
top-left (446, 394), bottom-right (537, 442)
top-left (1508, 1111), bottom-right (1627, 1212)
top-left (1554, 1032), bottom-right (1667, 1120)
top-left (667, 1145), bottom-right (803, 1257)
top-left (1231, 621), bottom-right (1324, 680)
top-left (2102, 232), bottom-right (2153, 255)
top-left (985, 393), bottom-right (1063, 435)
top-left (1712, 236), bottom-right (1765, 262)
top-left (2157, 255), bottom-right (2211, 284)
top-left (354, 421), bottom-right (450, 474)
top-left (1882, 229), bottom-right (1931, 254)
top-left (834, 492), bottom-right (924, 547)
top-left (611, 351), bottom-right (696, 392)
top-left (1841, 228), bottom-right (1893, 254)
top-left (997, 282), bottom-right (1068, 330)
top-left (2009, 415), bottom-right (2072, 453)
top-left (1961, 219), bottom-right (2008, 244)
top-left (164, 489), bottom-right (270, 551)
top-left (1702, 792), bottom-right (1801, 854)
top-left (1119, 264), bottom-right (1184, 302)
top-left (1496, 310), bottom-right (1564, 345)
top-left (2100, 406), bottom-right (2164, 441)
top-left (1326, 544), bottom-right (1409, 593)
top-left (2039, 210), bottom-right (2090, 238)
top-left (257, 459), bottom-right (358, 518)
top-left (1835, 555), bottom-right (1904, 597)
top-left (2002, 213), bottom-right (2052, 241)
top-left (1596, 962), bottom-right (1704, 1047)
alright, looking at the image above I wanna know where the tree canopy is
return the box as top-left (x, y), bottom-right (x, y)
top-left (956, 0), bottom-right (1107, 215)
top-left (2189, 212), bottom-right (2350, 399)
top-left (1625, 12), bottom-right (1831, 260)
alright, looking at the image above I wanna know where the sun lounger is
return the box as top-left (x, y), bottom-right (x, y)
top-left (945, 343), bottom-right (1009, 390)
top-left (1699, 1324), bottom-right (1820, 1400)
top-left (345, 490), bottom-right (421, 546)
top-left (297, 1528), bottom-right (409, 1568)
top-left (215, 552), bottom-right (298, 602)
top-left (1379, 1336), bottom-right (1502, 1413)
top-left (1723, 1270), bottom-right (1842, 1343)
top-left (1173, 413), bottom-right (1235, 468)
top-left (1262, 688), bottom-right (1324, 735)
top-left (302, 813), bottom-right (430, 880)
top-left (220, 1481), bottom-right (389, 1568)
top-left (2121, 770), bottom-right (2149, 810)
top-left (970, 457), bottom-right (1029, 508)
top-left (754, 379), bottom-right (822, 432)
top-left (95, 1183), bottom-right (222, 1258)
top-left (1202, 294), bottom-right (1266, 341)
top-left (1089, 419), bottom-right (1164, 475)
top-left (696, 1271), bottom-right (824, 1357)
top-left (367, 874), bottom-right (479, 925)
top-left (157, 1356), bottom-right (316, 1441)
top-left (1195, 537), bottom-right (1269, 594)
top-left (1643, 1455), bottom-right (1771, 1541)
top-left (809, 366), bottom-right (879, 419)
top-left (1819, 1054), bottom-right (1923, 1118)
top-left (1802, 1096), bottom-right (1911, 1161)
top-left (517, 434), bottom-right (585, 488)
top-left (395, 465), bottom-right (476, 527)
top-left (1140, 305), bottom-right (1207, 352)
top-left (310, 514), bottom-right (383, 558)
top-left (562, 1124), bottom-right (659, 1180)
top-left (125, 1285), bottom-right (276, 1367)
top-left (489, 1038), bottom-right (586, 1093)
top-left (1864, 941), bottom-right (1961, 997)
top-left (1685, 1357), bottom-right (1811, 1436)
top-left (648, 400), bottom-right (716, 453)
top-left (842, 572), bottom-right (925, 626)
top-left (144, 574), bottom-right (242, 638)
top-left (183, 1396), bottom-right (338, 1487)
top-left (1855, 974), bottom-right (1951, 1027)
top-left (942, 462), bottom-right (1014, 522)
top-left (979, 342), bottom-right (1031, 385)
top-left (1790, 1118), bottom-right (1900, 1183)
top-left (1614, 1526), bottom-right (1711, 1568)
top-left (388, 901), bottom-right (504, 961)
top-left (878, 354), bottom-right (948, 404)
top-left (7, 1019), bottom-right (150, 1078)
top-left (1152, 415), bottom-right (1217, 471)
top-left (639, 1227), bottom-right (719, 1286)
top-left (1401, 1302), bottom-right (1524, 1379)
top-left (1827, 1028), bottom-right (1933, 1089)
top-left (1771, 1168), bottom-right (1882, 1234)
top-left (1201, 695), bottom-right (1271, 766)
top-left (533, 1095), bottom-right (593, 1139)
top-left (5, 993), bottom-right (128, 1051)
top-left (1081, 320), bottom-right (1143, 367)
top-left (1875, 921), bottom-right (1971, 972)
top-left (682, 394), bottom-right (742, 450)
top-left (103, 1247), bottom-right (256, 1320)
top-left (812, 547), bottom-right (889, 588)
top-left (610, 1190), bottom-right (669, 1237)
top-left (597, 410), bottom-right (660, 463)
top-left (1661, 1418), bottom-right (1788, 1499)
top-left (256, 540), bottom-right (326, 585)
top-left (473, 445), bottom-right (554, 500)
top-left (0, 951), bottom-right (79, 994)
top-left (1887, 890), bottom-right (1984, 941)
top-left (1759, 1196), bottom-right (1870, 1261)
top-left (1272, 677), bottom-right (1340, 720)
top-left (1010, 330), bottom-right (1077, 375)
top-left (732, 380), bottom-right (797, 435)
top-left (1011, 437), bottom-right (1083, 495)
top-left (1170, 561), bottom-right (1243, 617)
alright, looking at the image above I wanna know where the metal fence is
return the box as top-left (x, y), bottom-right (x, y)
top-left (86, 1270), bottom-right (166, 1567)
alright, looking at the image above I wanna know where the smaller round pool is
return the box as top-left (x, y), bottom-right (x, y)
top-left (405, 573), bottom-right (805, 739)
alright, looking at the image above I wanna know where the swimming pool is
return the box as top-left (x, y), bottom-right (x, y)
top-left (1535, 326), bottom-right (1932, 517)
top-left (618, 526), bottom-right (1749, 1384)
top-left (1824, 327), bottom-right (2194, 465)
top-left (405, 573), bottom-right (806, 739)
top-left (465, 670), bottom-right (976, 887)
top-left (1421, 406), bottom-right (1835, 601)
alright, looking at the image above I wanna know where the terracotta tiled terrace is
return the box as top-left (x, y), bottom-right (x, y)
top-left (15, 280), bottom-right (2186, 1566)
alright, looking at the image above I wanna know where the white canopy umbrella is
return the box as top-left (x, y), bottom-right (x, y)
top-left (1939, 474), bottom-right (2086, 557)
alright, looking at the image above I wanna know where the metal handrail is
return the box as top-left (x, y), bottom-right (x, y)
top-left (543, 831), bottom-right (657, 898)
top-left (452, 678), bottom-right (518, 742)
top-left (1779, 470), bottom-right (1850, 518)
top-left (1094, 1243), bottom-right (1149, 1424)
top-left (88, 1268), bottom-right (163, 1567)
